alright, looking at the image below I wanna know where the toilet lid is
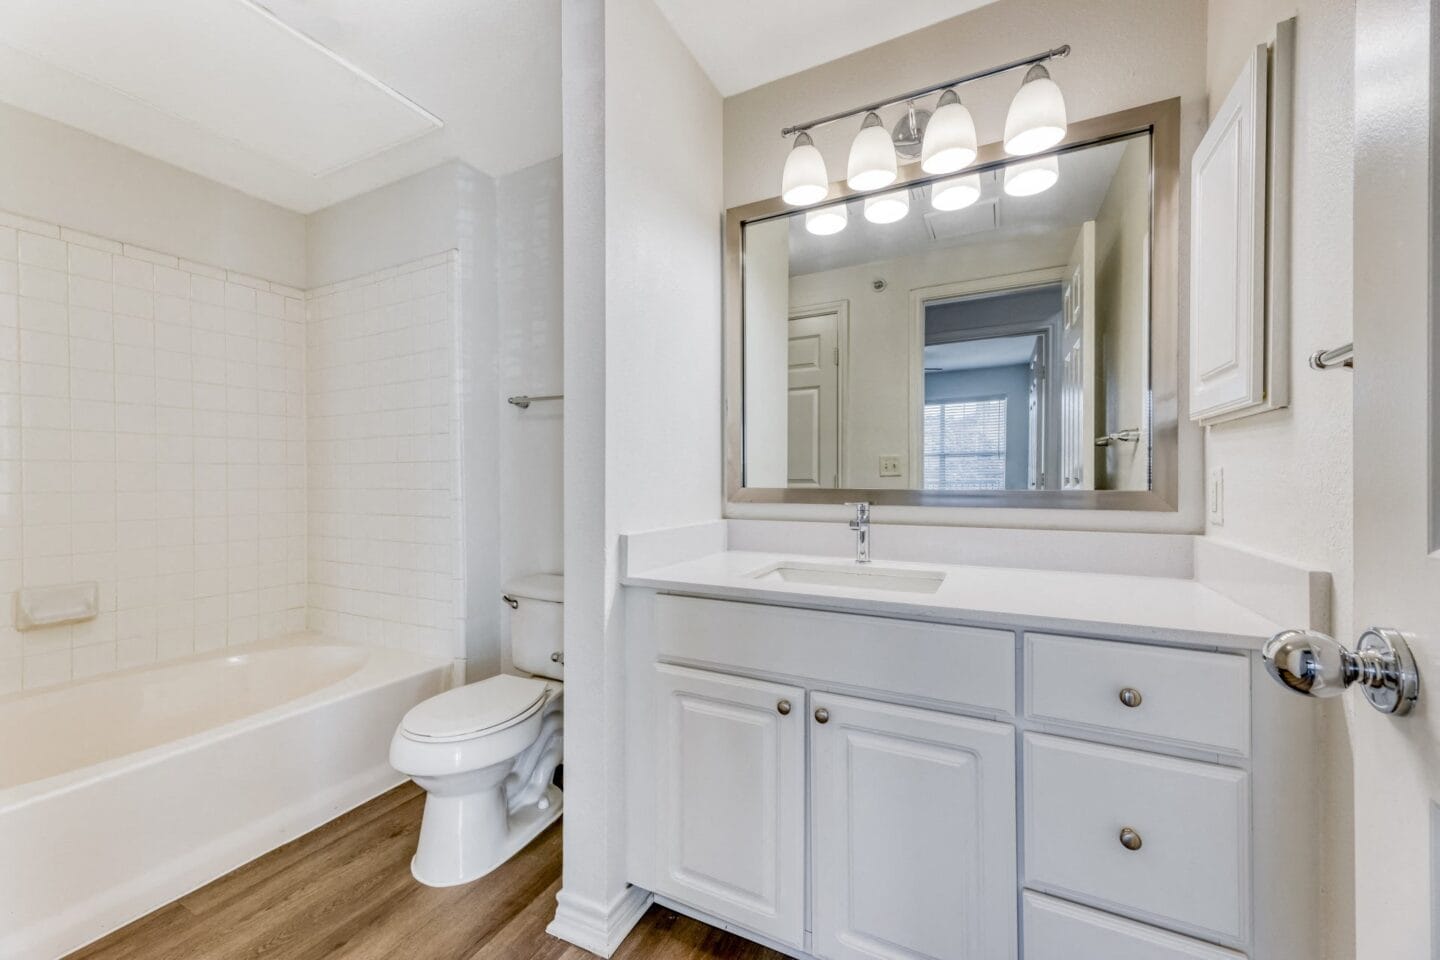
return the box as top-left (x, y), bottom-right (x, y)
top-left (401, 674), bottom-right (551, 742)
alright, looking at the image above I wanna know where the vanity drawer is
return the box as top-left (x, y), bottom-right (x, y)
top-left (1025, 633), bottom-right (1250, 754)
top-left (654, 595), bottom-right (1014, 714)
top-left (1023, 734), bottom-right (1249, 944)
top-left (1023, 893), bottom-right (1246, 960)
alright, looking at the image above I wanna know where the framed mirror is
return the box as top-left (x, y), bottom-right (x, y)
top-left (725, 98), bottom-right (1180, 510)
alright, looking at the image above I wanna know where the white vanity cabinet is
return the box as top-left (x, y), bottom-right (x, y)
top-left (653, 664), bottom-right (807, 945)
top-left (810, 693), bottom-right (1016, 960)
top-left (651, 663), bottom-right (1016, 958)
top-left (625, 589), bottom-right (1320, 960)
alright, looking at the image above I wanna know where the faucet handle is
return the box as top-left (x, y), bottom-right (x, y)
top-left (844, 501), bottom-right (871, 520)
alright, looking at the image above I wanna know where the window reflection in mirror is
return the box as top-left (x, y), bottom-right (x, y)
top-left (741, 132), bottom-right (1153, 495)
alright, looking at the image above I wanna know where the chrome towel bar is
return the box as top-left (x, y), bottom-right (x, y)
top-left (507, 394), bottom-right (563, 409)
top-left (1309, 343), bottom-right (1353, 370)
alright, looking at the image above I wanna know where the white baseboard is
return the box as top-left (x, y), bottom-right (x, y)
top-left (546, 884), bottom-right (653, 957)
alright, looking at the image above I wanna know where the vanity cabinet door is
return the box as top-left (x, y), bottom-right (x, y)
top-left (653, 664), bottom-right (806, 947)
top-left (810, 693), bottom-right (1017, 960)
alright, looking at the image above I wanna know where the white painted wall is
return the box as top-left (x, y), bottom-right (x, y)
top-left (497, 157), bottom-right (565, 672)
top-left (307, 160), bottom-right (504, 678)
top-left (0, 102), bottom-right (305, 288)
top-left (551, 0), bottom-right (723, 950)
top-left (1203, 3), bottom-right (1355, 957)
top-left (723, 0), bottom-right (1209, 531)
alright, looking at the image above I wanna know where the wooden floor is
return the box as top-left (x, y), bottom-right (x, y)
top-left (68, 783), bottom-right (786, 960)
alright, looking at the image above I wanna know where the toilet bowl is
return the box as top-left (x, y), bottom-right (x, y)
top-left (390, 573), bottom-right (565, 887)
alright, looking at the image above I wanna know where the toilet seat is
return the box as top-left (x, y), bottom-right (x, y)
top-left (400, 675), bottom-right (551, 743)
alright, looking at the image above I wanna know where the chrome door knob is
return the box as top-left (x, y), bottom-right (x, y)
top-left (1118, 687), bottom-right (1143, 708)
top-left (814, 707), bottom-right (830, 724)
top-left (776, 699), bottom-right (792, 716)
top-left (1119, 827), bottom-right (1143, 851)
top-left (1262, 627), bottom-right (1419, 715)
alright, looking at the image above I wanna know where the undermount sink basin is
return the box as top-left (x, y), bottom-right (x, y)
top-left (747, 560), bottom-right (946, 594)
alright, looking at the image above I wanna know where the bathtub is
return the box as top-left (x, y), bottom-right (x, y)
top-left (0, 634), bottom-right (452, 960)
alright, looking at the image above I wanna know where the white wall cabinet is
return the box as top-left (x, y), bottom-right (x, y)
top-left (653, 664), bottom-right (806, 946)
top-left (1189, 21), bottom-right (1295, 424)
top-left (811, 693), bottom-right (1016, 960)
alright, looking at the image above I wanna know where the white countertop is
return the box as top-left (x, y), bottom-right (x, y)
top-left (622, 550), bottom-right (1284, 651)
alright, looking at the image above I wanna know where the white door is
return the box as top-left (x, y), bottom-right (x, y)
top-left (810, 692), bottom-right (1017, 960)
top-left (1349, 1), bottom-right (1440, 953)
top-left (788, 309), bottom-right (842, 488)
top-left (1060, 222), bottom-right (1096, 490)
top-left (653, 664), bottom-right (806, 947)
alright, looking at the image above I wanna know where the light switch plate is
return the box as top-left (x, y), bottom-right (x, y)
top-left (879, 455), bottom-right (902, 478)
top-left (1208, 467), bottom-right (1225, 526)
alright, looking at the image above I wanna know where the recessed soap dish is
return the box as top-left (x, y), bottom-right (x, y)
top-left (15, 581), bottom-right (100, 631)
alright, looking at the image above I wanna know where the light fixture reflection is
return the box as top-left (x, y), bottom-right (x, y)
top-left (931, 173), bottom-right (982, 211)
top-left (805, 204), bottom-right (848, 235)
top-left (1003, 154), bottom-right (1059, 197)
top-left (1003, 64), bottom-right (1068, 155)
top-left (920, 90), bottom-right (978, 174)
top-left (847, 112), bottom-right (898, 191)
top-left (863, 189), bottom-right (910, 224)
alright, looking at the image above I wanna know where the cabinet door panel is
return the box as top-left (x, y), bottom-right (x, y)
top-left (811, 693), bottom-right (1017, 960)
top-left (654, 664), bottom-right (806, 947)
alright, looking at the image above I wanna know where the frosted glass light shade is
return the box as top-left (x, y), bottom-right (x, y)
top-left (782, 133), bottom-right (829, 206)
top-left (1004, 64), bottom-right (1068, 155)
top-left (805, 204), bottom-right (848, 236)
top-left (931, 173), bottom-right (982, 212)
top-left (847, 113), bottom-right (898, 191)
top-left (1003, 154), bottom-right (1059, 197)
top-left (863, 189), bottom-right (909, 224)
top-left (920, 91), bottom-right (978, 174)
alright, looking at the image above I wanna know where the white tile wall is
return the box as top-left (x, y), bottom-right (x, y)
top-left (0, 210), bottom-right (307, 693)
top-left (305, 253), bottom-right (465, 662)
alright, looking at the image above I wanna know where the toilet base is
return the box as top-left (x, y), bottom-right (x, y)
top-left (410, 784), bottom-right (563, 888)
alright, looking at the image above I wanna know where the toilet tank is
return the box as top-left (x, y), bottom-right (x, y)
top-left (504, 574), bottom-right (564, 681)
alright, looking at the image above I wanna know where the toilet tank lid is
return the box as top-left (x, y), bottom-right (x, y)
top-left (504, 573), bottom-right (563, 603)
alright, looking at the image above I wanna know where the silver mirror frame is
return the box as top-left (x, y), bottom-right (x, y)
top-left (724, 97), bottom-right (1182, 510)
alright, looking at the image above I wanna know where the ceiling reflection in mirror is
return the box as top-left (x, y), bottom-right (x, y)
top-left (741, 133), bottom-right (1153, 496)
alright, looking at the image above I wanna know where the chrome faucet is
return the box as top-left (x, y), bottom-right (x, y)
top-left (845, 501), bottom-right (871, 564)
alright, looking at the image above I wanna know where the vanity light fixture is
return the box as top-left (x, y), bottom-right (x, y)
top-left (846, 112), bottom-right (898, 191)
top-left (863, 189), bottom-right (910, 224)
top-left (920, 90), bottom-right (978, 174)
top-left (781, 132), bottom-right (829, 205)
top-left (777, 44), bottom-right (1069, 208)
top-left (805, 204), bottom-right (849, 236)
top-left (1003, 153), bottom-right (1059, 196)
top-left (1003, 64), bottom-right (1069, 155)
top-left (931, 172), bottom-right (983, 211)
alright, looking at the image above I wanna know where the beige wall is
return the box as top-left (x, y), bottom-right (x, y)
top-left (1093, 136), bottom-right (1151, 490)
top-left (1202, 3), bottom-right (1355, 958)
top-left (724, 0), bottom-right (1209, 530)
top-left (0, 102), bottom-right (306, 288)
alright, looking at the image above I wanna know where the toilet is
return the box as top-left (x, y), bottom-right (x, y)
top-left (390, 573), bottom-right (564, 887)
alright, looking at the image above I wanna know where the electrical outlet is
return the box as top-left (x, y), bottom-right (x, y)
top-left (878, 455), bottom-right (902, 478)
top-left (1208, 467), bottom-right (1224, 526)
